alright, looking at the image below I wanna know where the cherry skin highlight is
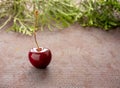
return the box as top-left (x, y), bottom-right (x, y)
top-left (28, 47), bottom-right (52, 69)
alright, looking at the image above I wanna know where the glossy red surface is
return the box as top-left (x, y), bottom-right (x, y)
top-left (28, 47), bottom-right (52, 69)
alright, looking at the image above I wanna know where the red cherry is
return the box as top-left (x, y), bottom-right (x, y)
top-left (28, 47), bottom-right (52, 69)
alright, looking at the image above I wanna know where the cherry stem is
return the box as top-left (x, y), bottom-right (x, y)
top-left (34, 10), bottom-right (41, 51)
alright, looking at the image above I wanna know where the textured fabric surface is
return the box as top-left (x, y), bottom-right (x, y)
top-left (0, 24), bottom-right (120, 88)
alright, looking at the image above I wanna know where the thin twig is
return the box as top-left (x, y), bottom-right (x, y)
top-left (0, 16), bottom-right (12, 30)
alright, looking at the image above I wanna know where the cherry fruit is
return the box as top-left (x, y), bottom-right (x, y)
top-left (28, 47), bottom-right (52, 69)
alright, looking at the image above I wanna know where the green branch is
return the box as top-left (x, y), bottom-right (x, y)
top-left (0, 16), bottom-right (12, 30)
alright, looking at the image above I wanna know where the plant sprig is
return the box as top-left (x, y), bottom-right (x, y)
top-left (1, 0), bottom-right (120, 35)
top-left (37, 0), bottom-right (80, 31)
top-left (0, 0), bottom-right (34, 35)
top-left (78, 0), bottom-right (120, 30)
